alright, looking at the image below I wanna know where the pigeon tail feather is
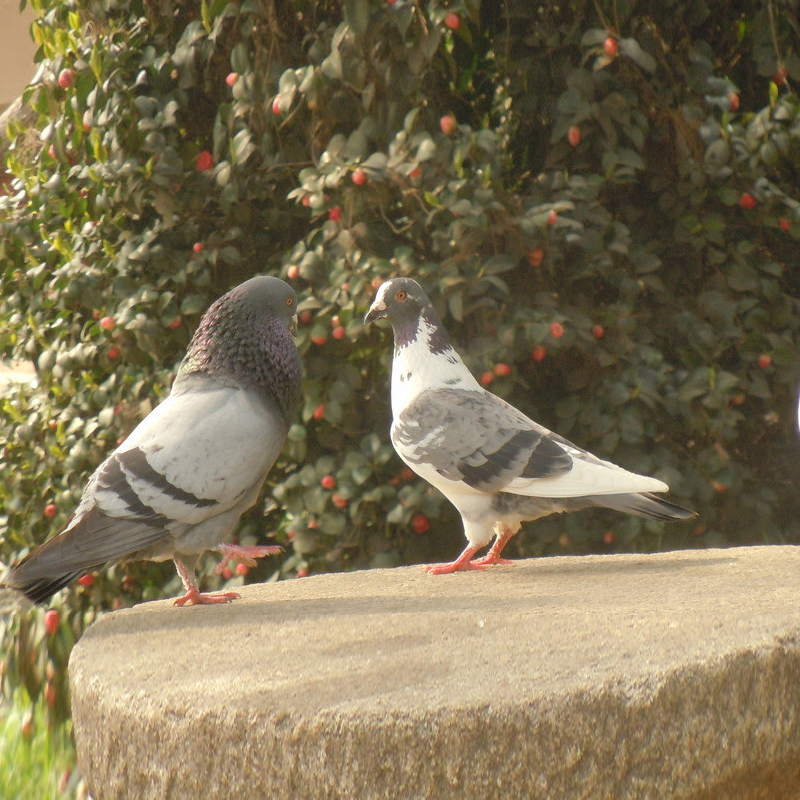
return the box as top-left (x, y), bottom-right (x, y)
top-left (4, 569), bottom-right (88, 606)
top-left (588, 491), bottom-right (697, 521)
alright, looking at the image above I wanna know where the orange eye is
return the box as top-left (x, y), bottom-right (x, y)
top-left (286, 297), bottom-right (294, 306)
top-left (395, 289), bottom-right (407, 302)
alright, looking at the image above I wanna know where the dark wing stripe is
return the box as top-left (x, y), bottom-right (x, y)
top-left (520, 434), bottom-right (572, 478)
top-left (457, 430), bottom-right (563, 490)
top-left (97, 455), bottom-right (172, 523)
top-left (117, 447), bottom-right (218, 509)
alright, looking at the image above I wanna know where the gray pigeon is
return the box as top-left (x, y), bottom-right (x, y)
top-left (365, 277), bottom-right (695, 574)
top-left (5, 276), bottom-right (302, 606)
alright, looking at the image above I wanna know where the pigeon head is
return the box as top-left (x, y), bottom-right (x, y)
top-left (179, 276), bottom-right (302, 423)
top-left (365, 278), bottom-right (452, 353)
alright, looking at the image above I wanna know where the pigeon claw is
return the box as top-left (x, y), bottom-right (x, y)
top-left (423, 560), bottom-right (492, 575)
top-left (173, 588), bottom-right (242, 607)
top-left (422, 544), bottom-right (487, 575)
top-left (469, 554), bottom-right (515, 567)
top-left (213, 543), bottom-right (284, 574)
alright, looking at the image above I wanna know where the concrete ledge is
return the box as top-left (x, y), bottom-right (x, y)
top-left (69, 546), bottom-right (800, 799)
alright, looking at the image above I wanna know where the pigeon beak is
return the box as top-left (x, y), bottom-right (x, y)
top-left (364, 299), bottom-right (388, 325)
top-left (289, 315), bottom-right (298, 337)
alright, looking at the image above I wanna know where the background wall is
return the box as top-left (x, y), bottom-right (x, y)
top-left (0, 1), bottom-right (37, 111)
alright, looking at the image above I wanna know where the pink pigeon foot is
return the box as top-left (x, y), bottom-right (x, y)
top-left (468, 524), bottom-right (517, 568)
top-left (173, 587), bottom-right (241, 607)
top-left (423, 544), bottom-right (491, 575)
top-left (173, 555), bottom-right (242, 607)
top-left (469, 553), bottom-right (515, 567)
top-left (213, 543), bottom-right (283, 574)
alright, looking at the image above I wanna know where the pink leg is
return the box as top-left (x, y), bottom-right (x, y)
top-left (469, 525), bottom-right (516, 567)
top-left (172, 557), bottom-right (240, 607)
top-left (213, 543), bottom-right (283, 575)
top-left (423, 544), bottom-right (493, 575)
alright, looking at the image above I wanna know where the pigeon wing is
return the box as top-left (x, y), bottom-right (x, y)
top-left (391, 388), bottom-right (573, 493)
top-left (392, 388), bottom-right (668, 498)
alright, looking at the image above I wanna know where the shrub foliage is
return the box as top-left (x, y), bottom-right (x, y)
top-left (1, 0), bottom-right (800, 724)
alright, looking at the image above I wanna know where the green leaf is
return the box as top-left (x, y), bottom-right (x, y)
top-left (619, 38), bottom-right (656, 72)
top-left (344, 0), bottom-right (370, 37)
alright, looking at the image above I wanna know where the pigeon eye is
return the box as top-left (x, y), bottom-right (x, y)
top-left (285, 297), bottom-right (294, 307)
top-left (395, 290), bottom-right (407, 302)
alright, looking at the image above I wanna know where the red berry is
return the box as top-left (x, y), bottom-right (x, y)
top-left (412, 514), bottom-right (430, 534)
top-left (99, 315), bottom-right (116, 331)
top-left (739, 192), bottom-right (756, 210)
top-left (77, 573), bottom-right (95, 587)
top-left (728, 93), bottom-right (740, 112)
top-left (299, 310), bottom-right (313, 325)
top-left (44, 683), bottom-right (57, 708)
top-left (332, 494), bottom-right (348, 509)
top-left (57, 68), bottom-right (75, 89)
top-left (311, 335), bottom-right (328, 346)
top-left (235, 563), bottom-right (249, 577)
top-left (321, 475), bottom-right (336, 490)
top-left (272, 96), bottom-right (282, 115)
top-left (21, 713), bottom-right (34, 740)
top-left (779, 218), bottom-right (790, 232)
top-left (352, 168), bottom-right (367, 186)
top-left (44, 503), bottom-right (58, 518)
top-left (225, 72), bottom-right (238, 87)
top-left (527, 247), bottom-right (544, 267)
top-left (192, 242), bottom-right (204, 253)
top-left (531, 344), bottom-right (547, 362)
top-left (603, 36), bottom-right (618, 58)
top-left (44, 609), bottom-right (60, 636)
top-left (567, 125), bottom-right (581, 148)
top-left (107, 346), bottom-right (120, 359)
top-left (592, 324), bottom-right (605, 340)
top-left (480, 371), bottom-right (494, 386)
top-left (712, 480), bottom-right (727, 494)
top-left (409, 166), bottom-right (422, 179)
top-left (221, 567), bottom-right (233, 580)
top-left (773, 66), bottom-right (788, 86)
top-left (307, 518), bottom-right (319, 529)
top-left (195, 150), bottom-right (214, 171)
top-left (603, 531), bottom-right (615, 545)
top-left (328, 206), bottom-right (342, 223)
top-left (332, 326), bottom-right (346, 340)
top-left (550, 322), bottom-right (564, 338)
top-left (493, 362), bottom-right (511, 377)
top-left (444, 12), bottom-right (460, 30)
top-left (440, 115), bottom-right (456, 136)
top-left (287, 264), bottom-right (300, 280)
top-left (297, 566), bottom-right (309, 578)
top-left (168, 318), bottom-right (182, 329)
top-left (301, 194), bottom-right (312, 207)
top-left (757, 354), bottom-right (772, 369)
top-left (402, 467), bottom-right (415, 482)
top-left (547, 210), bottom-right (558, 226)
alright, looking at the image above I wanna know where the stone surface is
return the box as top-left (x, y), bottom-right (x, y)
top-left (70, 546), bottom-right (800, 799)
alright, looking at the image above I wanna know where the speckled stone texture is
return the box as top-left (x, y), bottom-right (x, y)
top-left (70, 546), bottom-right (800, 799)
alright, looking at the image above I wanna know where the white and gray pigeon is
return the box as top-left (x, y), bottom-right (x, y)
top-left (365, 277), bottom-right (696, 574)
top-left (4, 276), bottom-right (302, 606)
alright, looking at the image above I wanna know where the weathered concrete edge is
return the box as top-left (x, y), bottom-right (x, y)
top-left (70, 632), bottom-right (800, 800)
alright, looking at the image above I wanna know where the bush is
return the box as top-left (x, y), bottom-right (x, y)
top-left (2, 0), bottom-right (800, 724)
